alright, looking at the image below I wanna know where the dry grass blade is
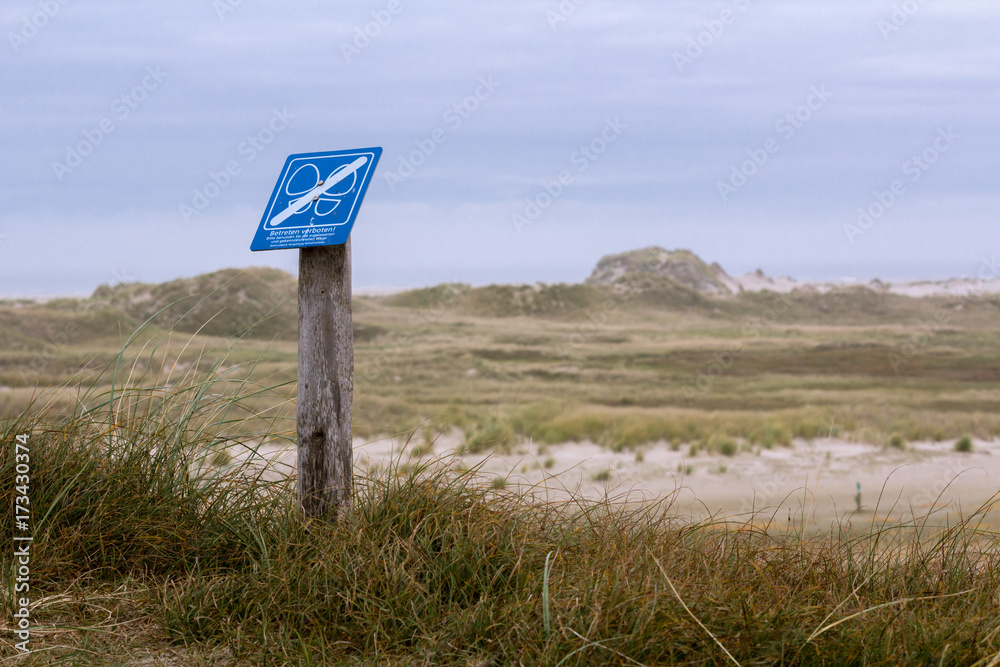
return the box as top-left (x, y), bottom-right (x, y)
top-left (647, 547), bottom-right (742, 667)
top-left (978, 649), bottom-right (1000, 667)
top-left (806, 589), bottom-right (975, 643)
top-left (562, 628), bottom-right (648, 667)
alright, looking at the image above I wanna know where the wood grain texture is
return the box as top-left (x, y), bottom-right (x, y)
top-left (297, 240), bottom-right (353, 520)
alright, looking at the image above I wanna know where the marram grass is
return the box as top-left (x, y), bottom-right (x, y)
top-left (2, 324), bottom-right (1000, 664)
top-left (3, 380), bottom-right (1000, 664)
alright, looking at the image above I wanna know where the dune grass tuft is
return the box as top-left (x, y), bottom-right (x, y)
top-left (5, 389), bottom-right (1000, 664)
top-left (3, 327), bottom-right (1000, 664)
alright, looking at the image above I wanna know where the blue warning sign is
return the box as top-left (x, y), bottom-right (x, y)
top-left (250, 147), bottom-right (381, 251)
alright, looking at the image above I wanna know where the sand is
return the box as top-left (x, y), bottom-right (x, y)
top-left (235, 434), bottom-right (1000, 532)
top-left (725, 272), bottom-right (1000, 298)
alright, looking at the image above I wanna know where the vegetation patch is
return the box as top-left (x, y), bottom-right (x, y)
top-left (6, 377), bottom-right (1000, 664)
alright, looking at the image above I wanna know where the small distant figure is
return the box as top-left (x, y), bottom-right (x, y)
top-left (855, 482), bottom-right (862, 512)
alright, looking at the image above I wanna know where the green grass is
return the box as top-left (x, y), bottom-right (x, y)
top-left (462, 413), bottom-right (517, 454)
top-left (591, 469), bottom-right (612, 482)
top-left (718, 440), bottom-right (738, 457)
top-left (2, 325), bottom-right (998, 663)
top-left (955, 435), bottom-right (974, 453)
top-left (89, 266), bottom-right (298, 340)
top-left (408, 442), bottom-right (434, 459)
top-left (5, 375), bottom-right (1000, 664)
top-left (5, 267), bottom-right (1000, 453)
top-left (5, 269), bottom-right (1000, 661)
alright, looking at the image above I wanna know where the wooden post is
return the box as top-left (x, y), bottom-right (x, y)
top-left (297, 239), bottom-right (353, 520)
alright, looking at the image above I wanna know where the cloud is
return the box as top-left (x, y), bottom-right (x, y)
top-left (2, 0), bottom-right (999, 293)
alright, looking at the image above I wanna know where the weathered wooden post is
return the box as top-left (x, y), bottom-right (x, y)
top-left (297, 241), bottom-right (353, 518)
top-left (250, 147), bottom-right (382, 520)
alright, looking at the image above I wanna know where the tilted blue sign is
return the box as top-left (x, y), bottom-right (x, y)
top-left (250, 147), bottom-right (382, 251)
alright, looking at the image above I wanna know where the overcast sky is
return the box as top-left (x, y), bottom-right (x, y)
top-left (1, 0), bottom-right (998, 295)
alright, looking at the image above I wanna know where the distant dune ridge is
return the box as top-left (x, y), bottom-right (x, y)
top-left (89, 267), bottom-right (299, 340)
top-left (586, 246), bottom-right (1000, 298)
top-left (2, 247), bottom-right (999, 346)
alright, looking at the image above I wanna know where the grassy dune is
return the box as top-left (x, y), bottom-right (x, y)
top-left (2, 370), bottom-right (1000, 664)
top-left (1, 272), bottom-right (999, 663)
top-left (352, 290), bottom-right (1000, 452)
top-left (3, 266), bottom-right (1000, 456)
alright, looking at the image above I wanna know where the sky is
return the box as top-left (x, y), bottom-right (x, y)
top-left (1, 0), bottom-right (998, 296)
